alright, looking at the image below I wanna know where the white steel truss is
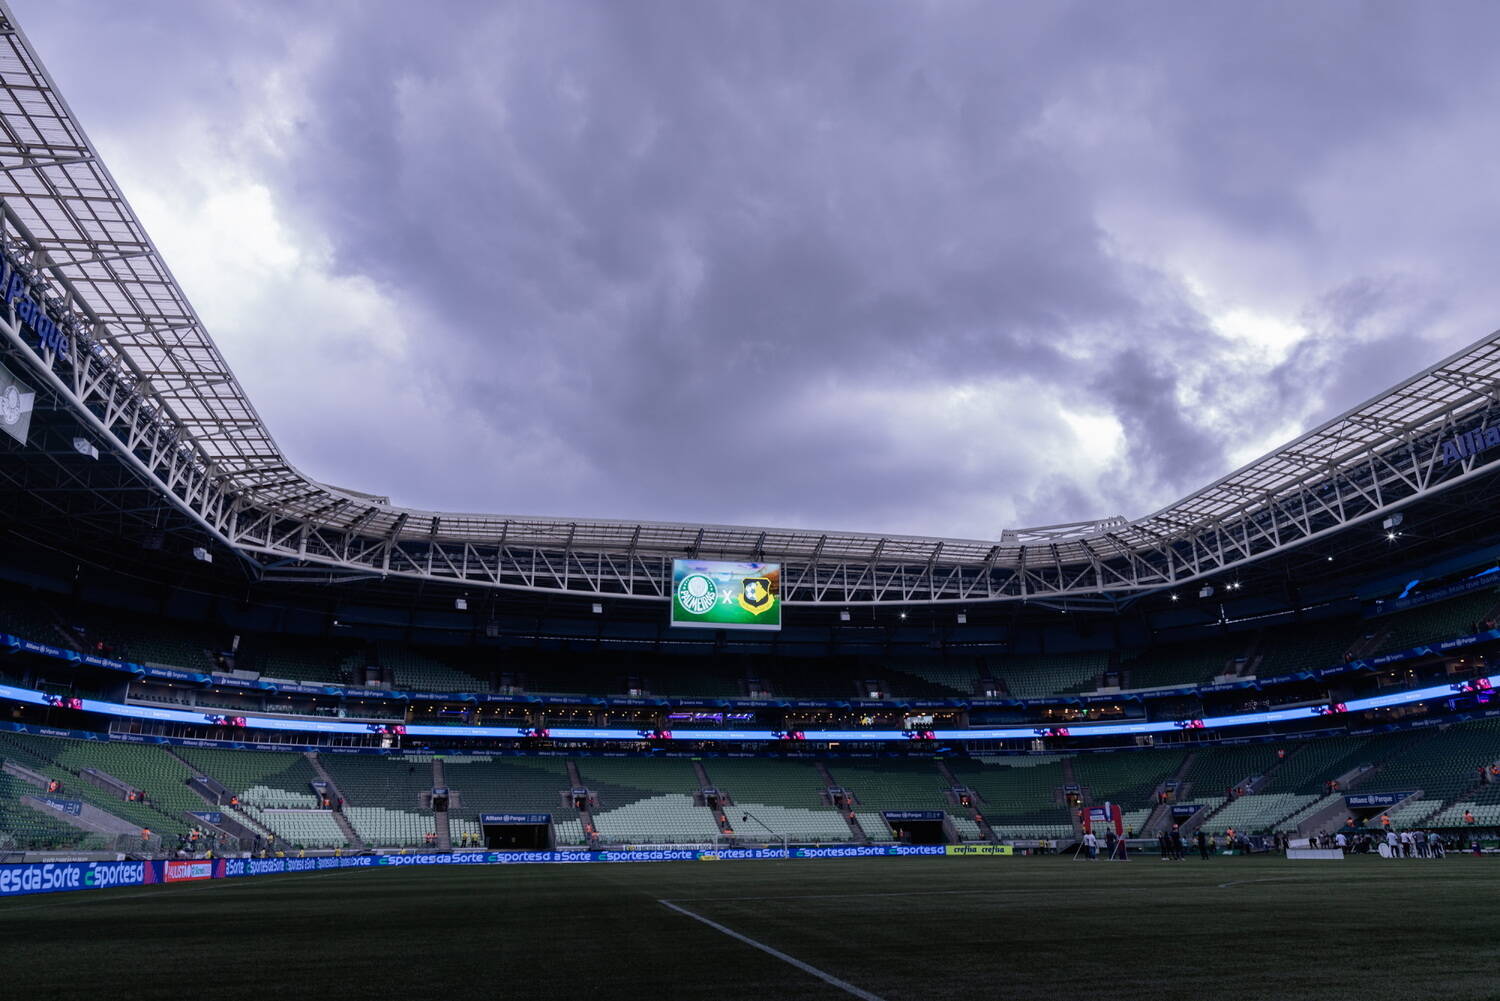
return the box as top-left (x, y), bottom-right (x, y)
top-left (1, 3), bottom-right (1499, 605)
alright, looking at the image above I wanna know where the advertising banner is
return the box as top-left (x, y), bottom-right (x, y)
top-left (0, 860), bottom-right (150, 898)
top-left (35, 797), bottom-right (83, 817)
top-left (1345, 792), bottom-right (1416, 808)
top-left (2, 843), bottom-right (1020, 899)
top-left (163, 860), bottom-right (215, 883)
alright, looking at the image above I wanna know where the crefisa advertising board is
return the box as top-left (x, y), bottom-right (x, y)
top-left (670, 559), bottom-right (782, 631)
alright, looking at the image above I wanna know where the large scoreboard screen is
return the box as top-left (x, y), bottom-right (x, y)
top-left (670, 559), bottom-right (782, 631)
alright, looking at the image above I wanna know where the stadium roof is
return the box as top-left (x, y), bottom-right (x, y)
top-left (1, 2), bottom-right (1499, 605)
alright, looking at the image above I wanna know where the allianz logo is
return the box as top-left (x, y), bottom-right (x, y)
top-left (1440, 426), bottom-right (1500, 465)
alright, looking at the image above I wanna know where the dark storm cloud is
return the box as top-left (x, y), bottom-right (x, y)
top-left (14, 0), bottom-right (1500, 537)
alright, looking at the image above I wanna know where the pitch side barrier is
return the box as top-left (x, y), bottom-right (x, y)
top-left (0, 845), bottom-right (1013, 899)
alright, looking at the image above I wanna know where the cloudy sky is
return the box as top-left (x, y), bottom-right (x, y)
top-left (14, 1), bottom-right (1498, 539)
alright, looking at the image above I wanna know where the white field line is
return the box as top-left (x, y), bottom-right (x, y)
top-left (659, 898), bottom-right (890, 1001)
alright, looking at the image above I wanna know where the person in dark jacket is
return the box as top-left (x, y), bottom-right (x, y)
top-left (1197, 829), bottom-right (1209, 860)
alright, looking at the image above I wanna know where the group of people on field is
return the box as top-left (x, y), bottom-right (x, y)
top-left (1301, 828), bottom-right (1450, 856)
top-left (1382, 829), bottom-right (1447, 858)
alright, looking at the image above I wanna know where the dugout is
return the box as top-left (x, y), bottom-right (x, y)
top-left (882, 810), bottom-right (950, 845)
top-left (480, 813), bottom-right (554, 850)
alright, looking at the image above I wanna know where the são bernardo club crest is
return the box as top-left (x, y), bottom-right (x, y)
top-left (738, 576), bottom-right (775, 616)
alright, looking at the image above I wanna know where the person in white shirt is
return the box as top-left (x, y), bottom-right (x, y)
top-left (1334, 832), bottom-right (1347, 852)
top-left (1082, 831), bottom-right (1098, 860)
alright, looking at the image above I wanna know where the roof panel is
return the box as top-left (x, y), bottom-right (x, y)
top-left (0, 2), bottom-right (1497, 575)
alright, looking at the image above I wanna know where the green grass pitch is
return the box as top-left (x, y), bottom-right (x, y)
top-left (4, 855), bottom-right (1498, 1000)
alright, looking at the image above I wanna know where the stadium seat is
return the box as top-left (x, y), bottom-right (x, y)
top-left (591, 793), bottom-right (722, 844)
top-left (0, 732), bottom-right (192, 836)
top-left (0, 772), bottom-right (112, 851)
top-left (822, 759), bottom-right (951, 814)
top-left (946, 756), bottom-right (1073, 834)
top-left (996, 653), bottom-right (1107, 699)
top-left (700, 759), bottom-right (857, 841)
top-left (1070, 748), bottom-right (1187, 812)
top-left (1121, 634), bottom-right (1247, 690)
top-left (1199, 793), bottom-right (1320, 834)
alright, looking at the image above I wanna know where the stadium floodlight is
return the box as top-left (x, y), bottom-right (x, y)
top-left (591, 603), bottom-right (603, 614)
top-left (1198, 585), bottom-right (1215, 598)
top-left (71, 437), bottom-right (98, 459)
top-left (454, 598), bottom-right (468, 610)
top-left (956, 612), bottom-right (967, 624)
top-left (839, 609), bottom-right (851, 622)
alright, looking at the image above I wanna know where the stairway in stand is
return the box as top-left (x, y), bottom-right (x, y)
top-left (565, 759), bottom-right (599, 847)
top-left (935, 758), bottom-right (999, 843)
top-left (693, 760), bottom-right (734, 838)
top-left (1060, 757), bottom-right (1082, 833)
top-left (306, 752), bottom-right (365, 851)
top-left (432, 758), bottom-right (451, 851)
top-left (816, 761), bottom-right (869, 843)
top-left (158, 745), bottom-right (274, 847)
